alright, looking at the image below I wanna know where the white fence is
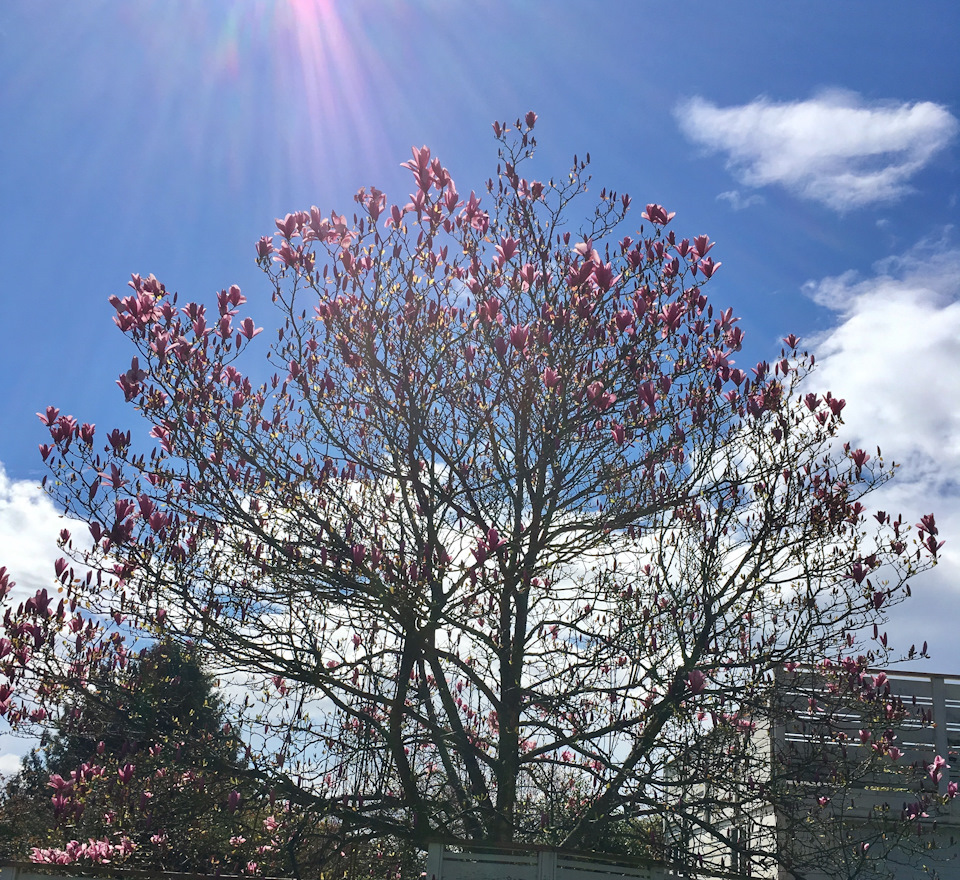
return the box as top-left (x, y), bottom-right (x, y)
top-left (775, 669), bottom-right (960, 804)
top-left (424, 843), bottom-right (697, 880)
top-left (1, 868), bottom-right (57, 880)
top-left (2, 855), bottom-right (690, 880)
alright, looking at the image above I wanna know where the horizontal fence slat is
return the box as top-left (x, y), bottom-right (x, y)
top-left (442, 853), bottom-right (538, 864)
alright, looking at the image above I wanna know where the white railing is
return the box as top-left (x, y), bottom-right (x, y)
top-left (775, 669), bottom-right (960, 803)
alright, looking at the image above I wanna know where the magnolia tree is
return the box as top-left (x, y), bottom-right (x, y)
top-left (0, 114), bottom-right (951, 877)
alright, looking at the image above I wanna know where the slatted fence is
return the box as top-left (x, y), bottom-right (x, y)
top-left (425, 842), bottom-right (709, 880)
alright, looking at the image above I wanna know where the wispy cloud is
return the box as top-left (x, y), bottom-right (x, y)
top-left (805, 235), bottom-right (960, 668)
top-left (716, 190), bottom-right (764, 211)
top-left (676, 90), bottom-right (958, 211)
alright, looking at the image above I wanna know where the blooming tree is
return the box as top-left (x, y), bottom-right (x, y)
top-left (1, 114), bottom-right (950, 876)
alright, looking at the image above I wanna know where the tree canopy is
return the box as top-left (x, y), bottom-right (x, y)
top-left (0, 113), bottom-right (950, 877)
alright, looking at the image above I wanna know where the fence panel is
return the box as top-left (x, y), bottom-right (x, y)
top-left (425, 844), bottom-right (681, 880)
top-left (426, 844), bottom-right (539, 880)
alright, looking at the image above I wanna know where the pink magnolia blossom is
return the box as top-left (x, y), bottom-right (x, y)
top-left (686, 670), bottom-right (707, 694)
top-left (238, 317), bottom-right (262, 340)
top-left (826, 394), bottom-right (846, 416)
top-left (542, 367), bottom-right (560, 390)
top-left (637, 381), bottom-right (657, 412)
top-left (928, 755), bottom-right (949, 783)
top-left (697, 256), bottom-right (721, 279)
top-left (903, 801), bottom-right (928, 820)
top-left (585, 381), bottom-right (616, 412)
top-left (641, 203), bottom-right (675, 226)
top-left (275, 213), bottom-right (299, 239)
top-left (690, 235), bottom-right (713, 258)
top-left (850, 448), bottom-right (870, 470)
top-left (496, 236), bottom-right (519, 265)
top-left (592, 262), bottom-right (618, 291)
top-left (480, 297), bottom-right (501, 324)
top-left (37, 406), bottom-right (60, 426)
top-left (47, 773), bottom-right (72, 793)
top-left (401, 145), bottom-right (433, 194)
top-left (460, 191), bottom-right (489, 232)
top-left (508, 324), bottom-right (529, 351)
top-left (614, 309), bottom-right (633, 333)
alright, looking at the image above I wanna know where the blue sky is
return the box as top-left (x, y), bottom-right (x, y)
top-left (1, 0), bottom-right (959, 765)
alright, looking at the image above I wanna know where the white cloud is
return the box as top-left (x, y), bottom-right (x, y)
top-left (0, 464), bottom-right (78, 773)
top-left (805, 235), bottom-right (960, 475)
top-left (0, 463), bottom-right (77, 605)
top-left (805, 235), bottom-right (960, 670)
top-left (676, 90), bottom-right (958, 211)
top-left (0, 741), bottom-right (29, 778)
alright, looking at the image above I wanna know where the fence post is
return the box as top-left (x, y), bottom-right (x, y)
top-left (931, 675), bottom-right (950, 796)
top-left (537, 849), bottom-right (557, 880)
top-left (426, 842), bottom-right (443, 880)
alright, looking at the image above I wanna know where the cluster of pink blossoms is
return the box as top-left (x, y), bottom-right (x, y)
top-left (31, 836), bottom-right (135, 865)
